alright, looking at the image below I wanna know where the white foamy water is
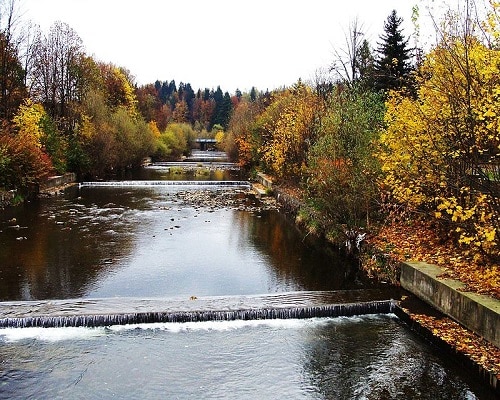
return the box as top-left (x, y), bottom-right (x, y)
top-left (0, 326), bottom-right (106, 342)
top-left (0, 315), bottom-right (376, 342)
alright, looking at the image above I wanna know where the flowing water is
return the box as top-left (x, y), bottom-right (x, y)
top-left (0, 315), bottom-right (488, 400)
top-left (0, 167), bottom-right (495, 399)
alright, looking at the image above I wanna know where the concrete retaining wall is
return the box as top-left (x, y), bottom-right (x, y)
top-left (256, 172), bottom-right (273, 189)
top-left (400, 261), bottom-right (500, 348)
top-left (39, 173), bottom-right (76, 191)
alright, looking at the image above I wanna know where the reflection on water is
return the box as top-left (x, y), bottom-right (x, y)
top-left (0, 315), bottom-right (492, 400)
top-left (0, 175), bottom-right (495, 399)
top-left (0, 184), bottom-right (365, 301)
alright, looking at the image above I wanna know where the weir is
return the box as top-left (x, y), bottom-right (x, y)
top-left (79, 180), bottom-right (251, 188)
top-left (0, 291), bottom-right (396, 329)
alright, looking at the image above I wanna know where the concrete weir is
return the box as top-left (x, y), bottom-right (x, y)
top-left (400, 261), bottom-right (500, 348)
top-left (0, 291), bottom-right (396, 329)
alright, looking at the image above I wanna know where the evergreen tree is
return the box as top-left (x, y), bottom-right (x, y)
top-left (356, 39), bottom-right (376, 89)
top-left (159, 81), bottom-right (169, 104)
top-left (211, 86), bottom-right (224, 128)
top-left (250, 86), bottom-right (257, 102)
top-left (221, 92), bottom-right (233, 128)
top-left (184, 83), bottom-right (195, 114)
top-left (203, 88), bottom-right (210, 101)
top-left (374, 10), bottom-right (413, 92)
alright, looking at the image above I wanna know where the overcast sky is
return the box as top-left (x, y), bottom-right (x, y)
top-left (20, 0), bottom-right (423, 93)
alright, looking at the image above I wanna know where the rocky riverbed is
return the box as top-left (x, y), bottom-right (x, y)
top-left (171, 188), bottom-right (278, 213)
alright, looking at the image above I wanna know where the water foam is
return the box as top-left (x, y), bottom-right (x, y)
top-left (0, 315), bottom-right (396, 342)
top-left (0, 326), bottom-right (105, 342)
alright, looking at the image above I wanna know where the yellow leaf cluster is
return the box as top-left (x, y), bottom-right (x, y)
top-left (378, 32), bottom-right (500, 259)
top-left (79, 114), bottom-right (96, 141)
top-left (148, 121), bottom-right (161, 139)
top-left (12, 99), bottom-right (47, 148)
top-left (258, 83), bottom-right (317, 179)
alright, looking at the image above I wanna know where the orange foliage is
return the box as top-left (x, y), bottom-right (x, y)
top-left (366, 220), bottom-right (500, 299)
top-left (402, 310), bottom-right (500, 379)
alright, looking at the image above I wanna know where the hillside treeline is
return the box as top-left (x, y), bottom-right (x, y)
top-left (0, 1), bottom-right (246, 191)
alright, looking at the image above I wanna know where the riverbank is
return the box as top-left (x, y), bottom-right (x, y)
top-left (257, 172), bottom-right (500, 394)
top-left (0, 189), bottom-right (17, 209)
top-left (364, 221), bottom-right (500, 394)
top-left (0, 173), bottom-right (77, 209)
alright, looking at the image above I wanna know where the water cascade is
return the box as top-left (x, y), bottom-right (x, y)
top-left (151, 161), bottom-right (238, 169)
top-left (0, 291), bottom-right (396, 329)
top-left (79, 180), bottom-right (251, 188)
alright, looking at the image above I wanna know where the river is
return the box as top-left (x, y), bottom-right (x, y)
top-left (0, 165), bottom-right (495, 399)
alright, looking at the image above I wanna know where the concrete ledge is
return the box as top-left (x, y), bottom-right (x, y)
top-left (256, 172), bottom-right (273, 189)
top-left (40, 173), bottom-right (76, 191)
top-left (400, 261), bottom-right (500, 348)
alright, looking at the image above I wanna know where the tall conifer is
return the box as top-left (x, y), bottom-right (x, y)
top-left (374, 10), bottom-right (413, 92)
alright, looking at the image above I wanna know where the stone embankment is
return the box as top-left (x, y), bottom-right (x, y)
top-left (401, 261), bottom-right (500, 348)
top-left (38, 173), bottom-right (77, 196)
top-left (1, 173), bottom-right (76, 208)
top-left (398, 262), bottom-right (500, 393)
top-left (254, 172), bottom-right (301, 214)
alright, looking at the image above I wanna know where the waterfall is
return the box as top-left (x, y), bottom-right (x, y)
top-left (79, 181), bottom-right (251, 188)
top-left (0, 292), bottom-right (396, 329)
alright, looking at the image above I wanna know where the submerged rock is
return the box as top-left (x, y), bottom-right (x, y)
top-left (173, 189), bottom-right (278, 213)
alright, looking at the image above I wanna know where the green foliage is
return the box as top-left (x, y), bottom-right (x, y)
top-left (306, 86), bottom-right (385, 234)
top-left (154, 123), bottom-right (192, 161)
top-left (39, 113), bottom-right (67, 174)
top-left (74, 87), bottom-right (156, 178)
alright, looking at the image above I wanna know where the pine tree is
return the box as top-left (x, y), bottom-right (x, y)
top-left (356, 39), bottom-right (376, 89)
top-left (374, 10), bottom-right (413, 92)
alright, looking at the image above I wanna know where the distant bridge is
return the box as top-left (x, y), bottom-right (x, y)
top-left (195, 138), bottom-right (217, 151)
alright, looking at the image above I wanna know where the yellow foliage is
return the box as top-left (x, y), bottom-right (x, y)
top-left (378, 28), bottom-right (500, 259)
top-left (12, 99), bottom-right (47, 148)
top-left (112, 67), bottom-right (137, 114)
top-left (148, 121), bottom-right (161, 139)
top-left (215, 130), bottom-right (225, 144)
top-left (257, 82), bottom-right (317, 179)
top-left (79, 114), bottom-right (96, 141)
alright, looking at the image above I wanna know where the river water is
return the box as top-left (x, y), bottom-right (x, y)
top-left (0, 166), bottom-right (495, 399)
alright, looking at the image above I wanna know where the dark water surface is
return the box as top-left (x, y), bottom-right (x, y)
top-left (0, 315), bottom-right (492, 400)
top-left (0, 184), bottom-right (361, 301)
top-left (0, 173), bottom-right (495, 399)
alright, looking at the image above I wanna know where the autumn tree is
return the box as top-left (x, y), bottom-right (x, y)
top-left (226, 98), bottom-right (262, 168)
top-left (171, 99), bottom-right (188, 123)
top-left (70, 59), bottom-right (156, 178)
top-left (0, 0), bottom-right (25, 120)
top-left (256, 81), bottom-right (317, 181)
top-left (0, 99), bottom-right (54, 190)
top-left (30, 21), bottom-right (85, 131)
top-left (153, 122), bottom-right (192, 161)
top-left (305, 86), bottom-right (385, 241)
top-left (379, 1), bottom-right (500, 261)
